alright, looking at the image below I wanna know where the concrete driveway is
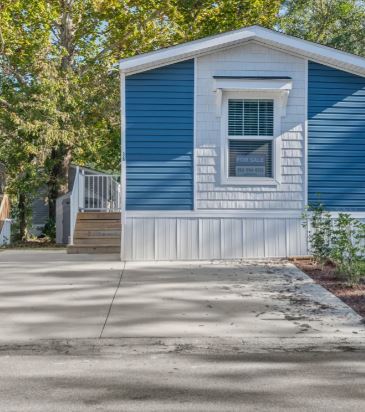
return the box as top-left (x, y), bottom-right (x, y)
top-left (1, 249), bottom-right (365, 411)
top-left (0, 249), bottom-right (364, 347)
top-left (0, 249), bottom-right (122, 340)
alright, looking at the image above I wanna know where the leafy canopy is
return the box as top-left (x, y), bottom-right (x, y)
top-left (280, 0), bottom-right (365, 56)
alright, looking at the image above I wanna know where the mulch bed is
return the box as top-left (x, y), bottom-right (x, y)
top-left (293, 258), bottom-right (365, 318)
top-left (3, 239), bottom-right (65, 248)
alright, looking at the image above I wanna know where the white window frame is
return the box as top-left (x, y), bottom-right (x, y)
top-left (220, 91), bottom-right (282, 186)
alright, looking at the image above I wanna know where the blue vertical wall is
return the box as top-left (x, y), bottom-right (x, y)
top-left (308, 62), bottom-right (365, 211)
top-left (125, 60), bottom-right (194, 210)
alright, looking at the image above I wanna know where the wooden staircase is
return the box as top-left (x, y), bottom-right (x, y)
top-left (67, 212), bottom-right (121, 254)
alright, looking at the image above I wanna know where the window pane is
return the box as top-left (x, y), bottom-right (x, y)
top-left (229, 140), bottom-right (273, 178)
top-left (228, 99), bottom-right (274, 137)
top-left (244, 100), bottom-right (259, 135)
top-left (259, 100), bottom-right (274, 136)
top-left (228, 100), bottom-right (243, 135)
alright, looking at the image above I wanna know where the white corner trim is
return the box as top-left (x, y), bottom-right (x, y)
top-left (120, 71), bottom-right (127, 261)
top-left (278, 90), bottom-right (290, 117)
top-left (215, 88), bottom-right (223, 117)
top-left (304, 59), bottom-right (309, 208)
top-left (193, 57), bottom-right (198, 210)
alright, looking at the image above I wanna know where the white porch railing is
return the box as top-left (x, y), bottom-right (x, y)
top-left (83, 174), bottom-right (121, 211)
top-left (69, 167), bottom-right (121, 244)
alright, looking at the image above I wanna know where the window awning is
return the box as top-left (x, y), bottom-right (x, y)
top-left (213, 76), bottom-right (293, 117)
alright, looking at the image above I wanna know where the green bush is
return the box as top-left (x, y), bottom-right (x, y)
top-left (330, 214), bottom-right (365, 285)
top-left (303, 204), bottom-right (365, 285)
top-left (302, 203), bottom-right (332, 265)
top-left (43, 218), bottom-right (56, 242)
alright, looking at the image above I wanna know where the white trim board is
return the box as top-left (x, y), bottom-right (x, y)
top-left (304, 59), bottom-right (309, 208)
top-left (126, 210), bottom-right (303, 218)
top-left (122, 211), bottom-right (365, 219)
top-left (193, 57), bottom-right (198, 211)
top-left (119, 26), bottom-right (365, 78)
top-left (328, 212), bottom-right (365, 219)
top-left (120, 72), bottom-right (127, 261)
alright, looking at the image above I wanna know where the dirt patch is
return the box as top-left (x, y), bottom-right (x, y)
top-left (5, 239), bottom-right (64, 248)
top-left (293, 259), bottom-right (365, 318)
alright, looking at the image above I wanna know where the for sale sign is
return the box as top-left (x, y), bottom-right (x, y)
top-left (235, 154), bottom-right (266, 177)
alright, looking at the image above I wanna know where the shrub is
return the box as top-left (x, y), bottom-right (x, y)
top-left (303, 204), bottom-right (365, 285)
top-left (43, 218), bottom-right (56, 242)
top-left (302, 203), bottom-right (332, 265)
top-left (330, 214), bottom-right (365, 285)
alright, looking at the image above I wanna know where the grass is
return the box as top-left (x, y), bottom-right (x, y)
top-left (359, 260), bottom-right (365, 277)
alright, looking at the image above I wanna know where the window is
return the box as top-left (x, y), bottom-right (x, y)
top-left (229, 140), bottom-right (272, 178)
top-left (228, 99), bottom-right (274, 137)
top-left (227, 98), bottom-right (274, 179)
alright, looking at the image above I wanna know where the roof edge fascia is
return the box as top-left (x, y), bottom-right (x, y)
top-left (119, 26), bottom-right (365, 78)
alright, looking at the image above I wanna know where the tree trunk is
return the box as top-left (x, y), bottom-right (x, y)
top-left (18, 192), bottom-right (27, 241)
top-left (46, 0), bottom-right (75, 222)
top-left (59, 0), bottom-right (75, 70)
top-left (48, 146), bottom-right (72, 221)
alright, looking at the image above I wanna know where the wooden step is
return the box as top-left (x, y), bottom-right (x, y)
top-left (78, 212), bottom-right (121, 220)
top-left (73, 237), bottom-right (120, 246)
top-left (74, 230), bottom-right (120, 239)
top-left (67, 245), bottom-right (120, 254)
top-left (69, 212), bottom-right (122, 254)
top-left (75, 221), bottom-right (121, 230)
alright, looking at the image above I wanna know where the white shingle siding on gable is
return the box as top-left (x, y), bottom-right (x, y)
top-left (195, 42), bottom-right (306, 210)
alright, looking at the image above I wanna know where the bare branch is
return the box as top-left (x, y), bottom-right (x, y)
top-left (0, 98), bottom-right (11, 109)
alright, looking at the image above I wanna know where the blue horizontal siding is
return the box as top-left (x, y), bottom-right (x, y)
top-left (126, 59), bottom-right (194, 210)
top-left (308, 62), bottom-right (365, 211)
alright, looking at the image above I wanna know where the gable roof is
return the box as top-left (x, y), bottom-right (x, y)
top-left (119, 25), bottom-right (365, 77)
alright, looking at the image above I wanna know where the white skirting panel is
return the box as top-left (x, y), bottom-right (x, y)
top-left (124, 216), bottom-right (308, 261)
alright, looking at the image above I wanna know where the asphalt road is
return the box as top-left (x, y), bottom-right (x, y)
top-left (0, 339), bottom-right (364, 412)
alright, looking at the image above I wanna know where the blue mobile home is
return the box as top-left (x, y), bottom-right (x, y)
top-left (119, 26), bottom-right (365, 260)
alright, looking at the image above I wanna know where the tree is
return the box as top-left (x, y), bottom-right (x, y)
top-left (0, 0), bottom-right (283, 239)
top-left (0, 1), bottom-right (57, 239)
top-left (280, 0), bottom-right (365, 56)
top-left (0, 0), bottom-right (174, 229)
top-left (170, 0), bottom-right (282, 41)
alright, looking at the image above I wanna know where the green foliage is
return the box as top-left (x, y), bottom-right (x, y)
top-left (169, 0), bottom-right (282, 41)
top-left (10, 197), bottom-right (33, 241)
top-left (330, 214), bottom-right (365, 285)
top-left (280, 0), bottom-right (365, 56)
top-left (303, 203), bottom-right (332, 265)
top-left (303, 204), bottom-right (365, 285)
top-left (43, 218), bottom-right (56, 242)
